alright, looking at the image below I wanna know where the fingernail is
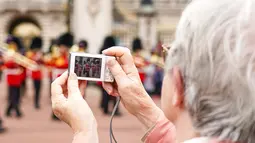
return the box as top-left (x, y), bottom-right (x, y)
top-left (69, 73), bottom-right (78, 80)
top-left (102, 49), bottom-right (108, 54)
top-left (107, 59), bottom-right (116, 67)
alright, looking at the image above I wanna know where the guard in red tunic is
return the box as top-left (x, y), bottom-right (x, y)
top-left (51, 33), bottom-right (73, 120)
top-left (95, 59), bottom-right (101, 78)
top-left (91, 59), bottom-right (97, 77)
top-left (98, 36), bottom-right (121, 115)
top-left (44, 39), bottom-right (59, 120)
top-left (132, 37), bottom-right (148, 83)
top-left (5, 35), bottom-right (24, 118)
top-left (27, 37), bottom-right (44, 109)
top-left (83, 58), bottom-right (91, 77)
top-left (52, 33), bottom-right (73, 79)
top-left (75, 59), bottom-right (82, 77)
top-left (44, 39), bottom-right (58, 90)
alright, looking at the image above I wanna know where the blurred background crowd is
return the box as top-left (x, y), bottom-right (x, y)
top-left (0, 0), bottom-right (189, 142)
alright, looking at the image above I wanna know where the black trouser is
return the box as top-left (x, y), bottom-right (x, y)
top-left (84, 71), bottom-right (89, 77)
top-left (0, 71), bottom-right (2, 81)
top-left (154, 82), bottom-right (162, 95)
top-left (0, 117), bottom-right (3, 126)
top-left (6, 86), bottom-right (21, 116)
top-left (102, 89), bottom-right (119, 114)
top-left (0, 117), bottom-right (5, 130)
top-left (20, 79), bottom-right (26, 97)
top-left (33, 79), bottom-right (41, 108)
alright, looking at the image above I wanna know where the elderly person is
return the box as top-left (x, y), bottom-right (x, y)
top-left (51, 0), bottom-right (255, 142)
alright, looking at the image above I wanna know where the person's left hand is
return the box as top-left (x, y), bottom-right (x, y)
top-left (51, 71), bottom-right (97, 134)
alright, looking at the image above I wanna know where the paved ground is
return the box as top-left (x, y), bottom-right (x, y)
top-left (0, 74), bottom-right (161, 143)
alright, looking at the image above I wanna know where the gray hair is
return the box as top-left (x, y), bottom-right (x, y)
top-left (165, 0), bottom-right (255, 142)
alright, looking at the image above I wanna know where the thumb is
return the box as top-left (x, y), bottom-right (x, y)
top-left (68, 73), bottom-right (81, 98)
top-left (107, 58), bottom-right (127, 83)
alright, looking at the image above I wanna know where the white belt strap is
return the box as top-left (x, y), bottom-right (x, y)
top-left (5, 69), bottom-right (21, 75)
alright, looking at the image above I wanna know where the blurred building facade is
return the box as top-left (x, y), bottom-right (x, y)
top-left (113, 0), bottom-right (189, 49)
top-left (72, 0), bottom-right (190, 53)
top-left (0, 0), bottom-right (189, 52)
top-left (0, 0), bottom-right (67, 51)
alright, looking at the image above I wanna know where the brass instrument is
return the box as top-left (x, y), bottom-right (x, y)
top-left (0, 46), bottom-right (39, 71)
top-left (70, 44), bottom-right (79, 52)
top-left (52, 45), bottom-right (60, 58)
top-left (133, 49), bottom-right (165, 69)
top-left (149, 55), bottom-right (164, 68)
top-left (145, 44), bottom-right (170, 68)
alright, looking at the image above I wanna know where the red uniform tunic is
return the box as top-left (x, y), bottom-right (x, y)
top-left (133, 55), bottom-right (148, 83)
top-left (53, 55), bottom-right (68, 79)
top-left (76, 64), bottom-right (82, 76)
top-left (91, 64), bottom-right (96, 71)
top-left (5, 60), bottom-right (22, 87)
top-left (84, 63), bottom-right (90, 72)
top-left (32, 70), bottom-right (42, 80)
top-left (44, 56), bottom-right (55, 80)
top-left (27, 52), bottom-right (43, 80)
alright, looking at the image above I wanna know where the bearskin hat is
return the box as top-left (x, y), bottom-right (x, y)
top-left (57, 33), bottom-right (74, 48)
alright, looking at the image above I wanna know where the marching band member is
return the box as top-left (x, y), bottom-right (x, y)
top-left (90, 59), bottom-right (100, 78)
top-left (51, 33), bottom-right (73, 120)
top-left (16, 38), bottom-right (26, 98)
top-left (44, 39), bottom-right (59, 120)
top-left (132, 37), bottom-right (148, 84)
top-left (20, 43), bottom-right (27, 98)
top-left (44, 39), bottom-right (58, 88)
top-left (27, 37), bottom-right (44, 109)
top-left (83, 58), bottom-right (91, 77)
top-left (52, 33), bottom-right (73, 79)
top-left (99, 36), bottom-right (121, 116)
top-left (91, 59), bottom-right (98, 77)
top-left (4, 35), bottom-right (24, 118)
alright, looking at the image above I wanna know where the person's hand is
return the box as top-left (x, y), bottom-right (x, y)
top-left (51, 71), bottom-right (97, 134)
top-left (102, 46), bottom-right (162, 129)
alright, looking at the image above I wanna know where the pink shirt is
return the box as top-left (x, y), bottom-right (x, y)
top-left (142, 113), bottom-right (236, 143)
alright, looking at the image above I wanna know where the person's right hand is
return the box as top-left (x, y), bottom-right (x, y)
top-left (102, 46), bottom-right (162, 129)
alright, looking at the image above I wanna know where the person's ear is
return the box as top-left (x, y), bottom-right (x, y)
top-left (172, 67), bottom-right (185, 108)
